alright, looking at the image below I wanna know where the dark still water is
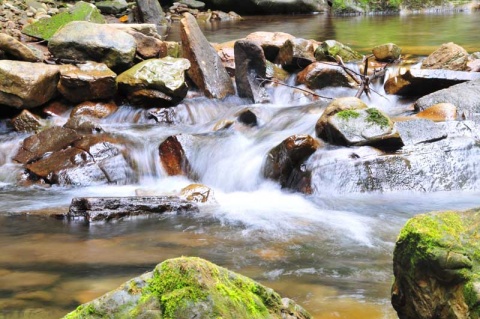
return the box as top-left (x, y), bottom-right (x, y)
top-left (168, 12), bottom-right (480, 55)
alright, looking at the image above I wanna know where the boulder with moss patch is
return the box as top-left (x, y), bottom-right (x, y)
top-left (392, 209), bottom-right (480, 319)
top-left (62, 257), bottom-right (311, 319)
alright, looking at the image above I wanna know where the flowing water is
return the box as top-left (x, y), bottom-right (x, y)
top-left (1, 12), bottom-right (480, 319)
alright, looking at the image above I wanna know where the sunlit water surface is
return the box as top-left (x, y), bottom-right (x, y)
top-left (2, 12), bottom-right (480, 319)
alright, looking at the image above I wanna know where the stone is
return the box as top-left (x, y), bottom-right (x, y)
top-left (200, 0), bottom-right (323, 14)
top-left (372, 43), bottom-right (401, 62)
top-left (62, 257), bottom-right (311, 318)
top-left (415, 103), bottom-right (457, 122)
top-left (180, 183), bottom-right (214, 203)
top-left (180, 13), bottom-right (234, 99)
top-left (116, 57), bottom-right (191, 106)
top-left (57, 62), bottom-right (117, 103)
top-left (384, 68), bottom-right (480, 96)
top-left (0, 60), bottom-right (60, 109)
top-left (158, 135), bottom-right (195, 177)
top-left (414, 79), bottom-right (480, 120)
top-left (22, 1), bottom-right (105, 41)
top-left (296, 62), bottom-right (353, 90)
top-left (67, 196), bottom-right (198, 222)
top-left (215, 42), bottom-right (236, 76)
top-left (245, 31), bottom-right (295, 61)
top-left (13, 126), bottom-right (80, 164)
top-left (11, 110), bottom-right (43, 133)
top-left (323, 108), bottom-right (396, 146)
top-left (0, 33), bottom-right (40, 62)
top-left (264, 135), bottom-right (321, 193)
top-left (421, 42), bottom-right (469, 71)
top-left (234, 39), bottom-right (269, 103)
top-left (128, 31), bottom-right (168, 59)
top-left (315, 97), bottom-right (368, 140)
top-left (48, 21), bottom-right (136, 72)
top-left (266, 60), bottom-right (290, 81)
top-left (64, 116), bottom-right (103, 134)
top-left (107, 24), bottom-right (160, 38)
top-left (275, 38), bottom-right (315, 71)
top-left (95, 0), bottom-right (128, 14)
top-left (70, 101), bottom-right (118, 119)
top-left (134, 0), bottom-right (168, 35)
top-left (395, 119), bottom-right (447, 146)
top-left (236, 108), bottom-right (258, 127)
top-left (392, 210), bottom-right (480, 319)
top-left (179, 0), bottom-right (206, 9)
top-left (315, 40), bottom-right (363, 62)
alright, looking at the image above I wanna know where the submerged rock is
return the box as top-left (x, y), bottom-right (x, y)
top-left (21, 1), bottom-right (105, 41)
top-left (180, 13), bottom-right (234, 99)
top-left (68, 196), bottom-right (198, 222)
top-left (62, 257), bottom-right (312, 318)
top-left (421, 42), bottom-right (469, 71)
top-left (0, 60), bottom-right (60, 109)
top-left (392, 209), bottom-right (480, 319)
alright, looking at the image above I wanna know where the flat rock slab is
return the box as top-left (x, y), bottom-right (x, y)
top-left (395, 119), bottom-right (447, 145)
top-left (68, 196), bottom-right (199, 222)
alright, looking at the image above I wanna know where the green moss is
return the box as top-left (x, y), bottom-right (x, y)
top-left (365, 108), bottom-right (390, 128)
top-left (337, 109), bottom-right (361, 120)
top-left (22, 1), bottom-right (105, 40)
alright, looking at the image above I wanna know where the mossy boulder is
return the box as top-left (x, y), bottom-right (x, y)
top-left (62, 257), bottom-right (312, 319)
top-left (22, 1), bottom-right (105, 41)
top-left (392, 209), bottom-right (480, 319)
top-left (314, 40), bottom-right (363, 62)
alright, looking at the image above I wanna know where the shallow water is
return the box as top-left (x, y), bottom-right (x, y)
top-left (2, 11), bottom-right (480, 319)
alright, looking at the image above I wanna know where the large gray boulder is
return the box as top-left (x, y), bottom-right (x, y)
top-left (180, 13), bottom-right (234, 99)
top-left (62, 257), bottom-right (312, 319)
top-left (134, 0), bottom-right (168, 36)
top-left (414, 79), bottom-right (480, 119)
top-left (202, 0), bottom-right (325, 14)
top-left (392, 209), bottom-right (480, 319)
top-left (48, 21), bottom-right (136, 72)
top-left (0, 61), bottom-right (60, 109)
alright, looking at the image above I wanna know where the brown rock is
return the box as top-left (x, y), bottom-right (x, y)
top-left (275, 38), bottom-right (315, 71)
top-left (180, 13), bottom-right (234, 99)
top-left (13, 126), bottom-right (81, 164)
top-left (57, 62), bottom-right (117, 103)
top-left (11, 109), bottom-right (43, 133)
top-left (0, 33), bottom-right (41, 62)
top-left (43, 100), bottom-right (70, 117)
top-left (372, 43), bottom-right (401, 62)
top-left (415, 103), bottom-right (457, 122)
top-left (180, 183), bottom-right (215, 203)
top-left (296, 62), bottom-right (353, 90)
top-left (159, 135), bottom-right (194, 176)
top-left (64, 116), bottom-right (103, 134)
top-left (70, 101), bottom-right (118, 119)
top-left (421, 42), bottom-right (469, 71)
top-left (315, 97), bottom-right (368, 140)
top-left (245, 31), bottom-right (295, 61)
top-left (129, 31), bottom-right (168, 59)
top-left (26, 147), bottom-right (88, 179)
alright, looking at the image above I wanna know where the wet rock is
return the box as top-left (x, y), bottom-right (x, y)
top-left (275, 38), bottom-right (315, 71)
top-left (372, 43), bottom-right (401, 62)
top-left (414, 79), bottom-right (480, 120)
top-left (64, 116), bottom-right (103, 134)
top-left (215, 41), bottom-right (236, 76)
top-left (159, 135), bottom-right (196, 177)
top-left (0, 60), bottom-right (60, 109)
top-left (22, 1), bottom-right (105, 41)
top-left (68, 196), bottom-right (198, 222)
top-left (264, 135), bottom-right (321, 193)
top-left (116, 57), bottom-right (190, 106)
top-left (70, 101), bottom-right (118, 119)
top-left (392, 210), bottom-right (480, 319)
top-left (384, 68), bottom-right (480, 96)
top-left (11, 110), bottom-right (43, 133)
top-left (43, 100), bottom-right (70, 117)
top-left (13, 126), bottom-right (80, 164)
top-left (165, 41), bottom-right (182, 58)
top-left (266, 60), bottom-right (290, 81)
top-left (58, 62), bottom-right (117, 103)
top-left (315, 97), bottom-right (368, 141)
top-left (415, 103), bottom-right (457, 122)
top-left (62, 257), bottom-right (311, 318)
top-left (315, 40), bottom-right (363, 62)
top-left (421, 42), bottom-right (469, 71)
top-left (395, 119), bottom-right (447, 146)
top-left (180, 13), bottom-right (234, 99)
top-left (180, 183), bottom-right (214, 203)
top-left (0, 33), bottom-right (40, 62)
top-left (48, 21), bottom-right (136, 72)
top-left (96, 0), bottom-right (128, 14)
top-left (296, 62), bottom-right (353, 90)
top-left (234, 39), bottom-right (269, 103)
top-left (245, 31), bottom-right (295, 61)
top-left (134, 0), bottom-right (168, 35)
top-left (236, 108), bottom-right (258, 127)
top-left (308, 120), bottom-right (480, 193)
top-left (129, 31), bottom-right (168, 59)
top-left (322, 108), bottom-right (396, 146)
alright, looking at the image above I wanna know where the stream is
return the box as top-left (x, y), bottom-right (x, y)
top-left (1, 11), bottom-right (480, 319)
